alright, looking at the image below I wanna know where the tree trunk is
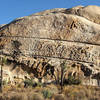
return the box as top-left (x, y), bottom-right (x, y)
top-left (61, 68), bottom-right (64, 93)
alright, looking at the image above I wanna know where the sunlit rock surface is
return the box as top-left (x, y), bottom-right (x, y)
top-left (0, 5), bottom-right (100, 86)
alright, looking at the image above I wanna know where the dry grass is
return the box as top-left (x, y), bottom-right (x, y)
top-left (0, 85), bottom-right (100, 100)
top-left (0, 92), bottom-right (44, 100)
top-left (52, 94), bottom-right (66, 100)
top-left (63, 85), bottom-right (100, 100)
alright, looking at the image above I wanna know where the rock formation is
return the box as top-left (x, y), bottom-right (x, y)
top-left (0, 5), bottom-right (100, 86)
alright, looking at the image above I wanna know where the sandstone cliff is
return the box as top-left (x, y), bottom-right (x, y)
top-left (0, 5), bottom-right (100, 86)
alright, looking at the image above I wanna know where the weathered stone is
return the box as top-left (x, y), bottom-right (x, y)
top-left (66, 5), bottom-right (100, 24)
top-left (0, 5), bottom-right (100, 86)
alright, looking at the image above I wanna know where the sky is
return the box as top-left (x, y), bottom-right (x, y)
top-left (0, 0), bottom-right (100, 25)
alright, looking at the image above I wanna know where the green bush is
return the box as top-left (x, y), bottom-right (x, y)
top-left (37, 82), bottom-right (43, 87)
top-left (65, 76), bottom-right (81, 85)
top-left (24, 79), bottom-right (34, 87)
top-left (0, 57), bottom-right (8, 65)
top-left (42, 89), bottom-right (53, 99)
top-left (24, 79), bottom-right (43, 88)
top-left (2, 80), bottom-right (8, 85)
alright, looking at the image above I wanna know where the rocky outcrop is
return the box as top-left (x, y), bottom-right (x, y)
top-left (66, 5), bottom-right (100, 24)
top-left (0, 5), bottom-right (100, 86)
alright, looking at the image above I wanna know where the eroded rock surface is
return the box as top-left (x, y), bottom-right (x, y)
top-left (0, 5), bottom-right (100, 86)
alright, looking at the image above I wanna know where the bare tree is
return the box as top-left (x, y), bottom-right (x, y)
top-left (60, 61), bottom-right (68, 92)
top-left (54, 61), bottom-right (68, 93)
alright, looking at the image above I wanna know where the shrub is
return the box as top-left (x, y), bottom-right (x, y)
top-left (46, 84), bottom-right (58, 94)
top-left (64, 76), bottom-right (81, 85)
top-left (24, 79), bottom-right (33, 87)
top-left (24, 79), bottom-right (38, 87)
top-left (24, 79), bottom-right (44, 88)
top-left (42, 89), bottom-right (53, 99)
top-left (0, 57), bottom-right (8, 65)
top-left (2, 80), bottom-right (8, 85)
top-left (37, 82), bottom-right (43, 87)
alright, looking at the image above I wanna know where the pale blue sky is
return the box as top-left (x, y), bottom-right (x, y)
top-left (0, 0), bottom-right (100, 24)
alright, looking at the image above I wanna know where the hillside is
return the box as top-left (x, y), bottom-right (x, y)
top-left (0, 5), bottom-right (100, 86)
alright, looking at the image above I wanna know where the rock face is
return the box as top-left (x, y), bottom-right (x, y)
top-left (0, 5), bottom-right (100, 86)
